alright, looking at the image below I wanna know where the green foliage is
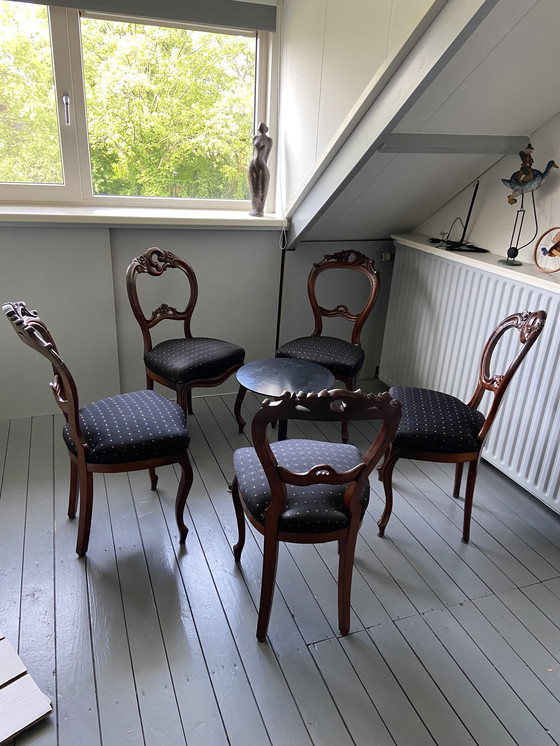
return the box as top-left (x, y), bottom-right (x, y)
top-left (0, 2), bottom-right (63, 183)
top-left (81, 18), bottom-right (255, 199)
top-left (0, 4), bottom-right (256, 199)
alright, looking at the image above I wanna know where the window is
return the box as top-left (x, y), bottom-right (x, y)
top-left (0, 2), bottom-right (270, 208)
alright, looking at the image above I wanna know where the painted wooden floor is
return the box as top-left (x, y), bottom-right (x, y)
top-left (1, 389), bottom-right (560, 746)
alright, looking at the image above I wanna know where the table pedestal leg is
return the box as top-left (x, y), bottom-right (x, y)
top-left (278, 419), bottom-right (288, 441)
top-left (234, 384), bottom-right (247, 433)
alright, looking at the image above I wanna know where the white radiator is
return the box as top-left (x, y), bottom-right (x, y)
top-left (380, 241), bottom-right (560, 513)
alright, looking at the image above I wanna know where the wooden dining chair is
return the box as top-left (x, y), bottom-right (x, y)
top-left (275, 249), bottom-right (380, 442)
top-left (231, 388), bottom-right (402, 641)
top-left (126, 247), bottom-right (245, 427)
top-left (3, 301), bottom-right (194, 557)
top-left (378, 309), bottom-right (547, 543)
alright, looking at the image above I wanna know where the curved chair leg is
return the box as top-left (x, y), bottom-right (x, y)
top-left (378, 449), bottom-right (399, 537)
top-left (149, 467), bottom-right (158, 491)
top-left (175, 453), bottom-right (194, 544)
top-left (337, 531), bottom-right (358, 636)
top-left (453, 463), bottom-right (464, 498)
top-left (231, 479), bottom-right (246, 561)
top-left (146, 373), bottom-right (154, 390)
top-left (462, 459), bottom-right (479, 543)
top-left (76, 469), bottom-right (94, 557)
top-left (176, 384), bottom-right (192, 415)
top-left (68, 459), bottom-right (79, 518)
top-left (233, 385), bottom-right (247, 433)
top-left (257, 535), bottom-right (280, 642)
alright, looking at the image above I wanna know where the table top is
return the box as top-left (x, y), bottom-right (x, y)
top-left (236, 358), bottom-right (335, 398)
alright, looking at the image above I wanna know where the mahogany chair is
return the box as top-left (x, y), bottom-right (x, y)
top-left (126, 247), bottom-right (245, 426)
top-left (378, 309), bottom-right (547, 543)
top-left (3, 301), bottom-right (194, 557)
top-left (231, 388), bottom-right (402, 641)
top-left (275, 249), bottom-right (380, 442)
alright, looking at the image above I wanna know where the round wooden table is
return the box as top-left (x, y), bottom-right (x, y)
top-left (234, 357), bottom-right (335, 440)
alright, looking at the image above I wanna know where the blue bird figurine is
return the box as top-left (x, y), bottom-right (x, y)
top-left (502, 148), bottom-right (558, 204)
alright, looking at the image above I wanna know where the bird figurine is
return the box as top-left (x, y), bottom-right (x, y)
top-left (502, 146), bottom-right (558, 204)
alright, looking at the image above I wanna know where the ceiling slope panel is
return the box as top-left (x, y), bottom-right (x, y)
top-left (289, 0), bottom-right (555, 244)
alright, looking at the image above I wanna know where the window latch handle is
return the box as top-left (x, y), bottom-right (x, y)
top-left (62, 92), bottom-right (70, 125)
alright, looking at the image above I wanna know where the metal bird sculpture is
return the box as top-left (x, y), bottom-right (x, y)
top-left (502, 152), bottom-right (558, 205)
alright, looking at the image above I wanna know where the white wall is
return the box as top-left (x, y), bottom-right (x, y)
top-left (0, 226), bottom-right (282, 419)
top-left (417, 109), bottom-right (560, 273)
top-left (0, 226), bottom-right (120, 419)
top-left (278, 0), bottom-right (438, 211)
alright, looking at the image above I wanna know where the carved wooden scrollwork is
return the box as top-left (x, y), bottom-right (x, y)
top-left (134, 248), bottom-right (179, 276)
top-left (313, 249), bottom-right (377, 275)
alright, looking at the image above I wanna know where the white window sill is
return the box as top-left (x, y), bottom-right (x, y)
top-left (0, 204), bottom-right (287, 229)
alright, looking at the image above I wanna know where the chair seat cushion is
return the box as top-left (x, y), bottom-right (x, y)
top-left (390, 386), bottom-right (486, 454)
top-left (276, 336), bottom-right (365, 379)
top-left (145, 337), bottom-right (245, 384)
top-left (233, 439), bottom-right (369, 533)
top-left (63, 390), bottom-right (190, 464)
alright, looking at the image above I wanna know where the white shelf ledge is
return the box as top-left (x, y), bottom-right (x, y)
top-left (393, 233), bottom-right (560, 295)
top-left (0, 204), bottom-right (286, 229)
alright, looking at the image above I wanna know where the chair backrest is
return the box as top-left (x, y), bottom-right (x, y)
top-left (251, 388), bottom-right (402, 523)
top-left (3, 301), bottom-right (86, 457)
top-left (126, 247), bottom-right (198, 352)
top-left (468, 309), bottom-right (547, 441)
top-left (307, 250), bottom-right (379, 346)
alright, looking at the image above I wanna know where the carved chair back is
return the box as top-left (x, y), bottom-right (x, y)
top-left (467, 309), bottom-right (547, 442)
top-left (307, 250), bottom-right (380, 346)
top-left (3, 301), bottom-right (85, 458)
top-left (126, 247), bottom-right (199, 354)
top-left (251, 388), bottom-right (402, 525)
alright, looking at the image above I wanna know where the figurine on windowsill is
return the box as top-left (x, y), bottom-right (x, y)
top-left (248, 122), bottom-right (273, 217)
top-left (502, 144), bottom-right (558, 204)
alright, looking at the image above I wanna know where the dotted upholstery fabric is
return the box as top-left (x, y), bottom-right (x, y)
top-left (233, 439), bottom-right (369, 533)
top-left (145, 337), bottom-right (245, 384)
top-left (63, 390), bottom-right (190, 464)
top-left (276, 336), bottom-right (365, 378)
top-left (390, 386), bottom-right (486, 454)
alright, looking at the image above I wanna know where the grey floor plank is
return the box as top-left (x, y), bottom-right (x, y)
top-left (450, 599), bottom-right (560, 744)
top-left (500, 585), bottom-right (560, 661)
top-left (0, 418), bottom-right (31, 646)
top-left (129, 467), bottom-right (230, 746)
top-left (473, 592), bottom-right (560, 702)
top-left (367, 620), bottom-right (478, 745)
top-left (52, 417), bottom-right (102, 746)
top-left (397, 614), bottom-right (518, 746)
top-left (158, 459), bottom-right (274, 746)
top-left (338, 631), bottom-right (436, 746)
top-left (16, 416), bottom-right (56, 746)
top-left (310, 635), bottom-right (396, 746)
top-left (433, 461), bottom-right (560, 575)
top-left (392, 459), bottom-right (526, 594)
top-left (5, 396), bottom-right (560, 746)
top-left (424, 606), bottom-right (555, 746)
top-left (103, 471), bottom-right (188, 745)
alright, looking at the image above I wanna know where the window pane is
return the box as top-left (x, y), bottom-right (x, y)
top-left (0, 1), bottom-right (63, 184)
top-left (80, 17), bottom-right (256, 200)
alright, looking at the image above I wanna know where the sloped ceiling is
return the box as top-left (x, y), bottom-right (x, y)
top-left (288, 0), bottom-right (558, 244)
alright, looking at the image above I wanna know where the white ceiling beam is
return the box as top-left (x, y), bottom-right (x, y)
top-left (378, 133), bottom-right (529, 154)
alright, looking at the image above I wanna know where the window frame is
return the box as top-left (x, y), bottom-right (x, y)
top-left (0, 5), bottom-right (273, 210)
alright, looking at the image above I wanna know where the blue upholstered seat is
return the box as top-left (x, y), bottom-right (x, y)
top-left (145, 337), bottom-right (245, 385)
top-left (389, 386), bottom-right (485, 454)
top-left (276, 336), bottom-right (365, 379)
top-left (63, 389), bottom-right (190, 464)
top-left (233, 439), bottom-right (369, 533)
